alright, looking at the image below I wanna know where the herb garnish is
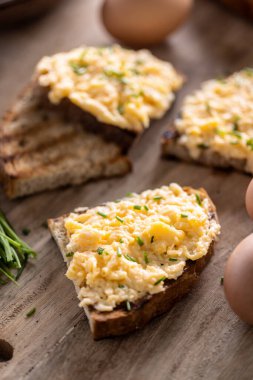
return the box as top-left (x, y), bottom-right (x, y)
top-left (104, 69), bottom-right (127, 84)
top-left (247, 138), bottom-right (253, 150)
top-left (151, 235), bottom-right (154, 243)
top-left (144, 205), bottom-right (149, 211)
top-left (195, 194), bottom-right (202, 206)
top-left (220, 276), bottom-right (224, 285)
top-left (69, 62), bottom-right (88, 76)
top-left (181, 214), bottom-right (188, 218)
top-left (233, 116), bottom-right (240, 131)
top-left (136, 236), bottom-right (144, 246)
top-left (117, 104), bottom-right (124, 114)
top-left (116, 216), bottom-right (124, 223)
top-left (169, 258), bottom-right (178, 262)
top-left (0, 211), bottom-right (36, 285)
top-left (124, 254), bottom-right (137, 262)
top-left (143, 252), bottom-right (149, 264)
top-left (119, 238), bottom-right (124, 244)
top-left (243, 67), bottom-right (253, 77)
top-left (153, 196), bottom-right (163, 201)
top-left (97, 247), bottom-right (104, 255)
top-left (118, 284), bottom-right (125, 289)
top-left (126, 300), bottom-right (131, 311)
top-left (97, 211), bottom-right (107, 218)
top-left (230, 130), bottom-right (242, 139)
top-left (66, 252), bottom-right (74, 258)
top-left (133, 205), bottom-right (142, 210)
top-left (154, 277), bottom-right (166, 286)
top-left (126, 192), bottom-right (133, 197)
top-left (26, 307), bottom-right (36, 318)
top-left (117, 247), bottom-right (122, 257)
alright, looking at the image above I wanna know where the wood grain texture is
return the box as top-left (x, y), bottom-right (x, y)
top-left (1, 0), bottom-right (253, 379)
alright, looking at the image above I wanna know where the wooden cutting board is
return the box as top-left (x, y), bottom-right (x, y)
top-left (1, 0), bottom-right (253, 379)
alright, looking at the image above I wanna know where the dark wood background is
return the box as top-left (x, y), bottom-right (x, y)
top-left (1, 0), bottom-right (253, 379)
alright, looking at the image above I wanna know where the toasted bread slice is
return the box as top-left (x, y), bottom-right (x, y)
top-left (48, 186), bottom-right (219, 340)
top-left (0, 84), bottom-right (131, 199)
top-left (162, 69), bottom-right (253, 174)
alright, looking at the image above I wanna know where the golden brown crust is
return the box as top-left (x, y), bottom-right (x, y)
top-left (48, 187), bottom-right (218, 340)
top-left (161, 126), bottom-right (249, 174)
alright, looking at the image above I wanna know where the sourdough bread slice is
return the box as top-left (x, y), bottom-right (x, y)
top-left (48, 187), bottom-right (219, 340)
top-left (162, 69), bottom-right (253, 174)
top-left (0, 84), bottom-right (131, 199)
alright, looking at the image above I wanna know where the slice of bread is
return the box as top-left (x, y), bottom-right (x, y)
top-left (48, 187), bottom-right (219, 340)
top-left (161, 128), bottom-right (248, 172)
top-left (162, 69), bottom-right (253, 174)
top-left (0, 84), bottom-right (131, 199)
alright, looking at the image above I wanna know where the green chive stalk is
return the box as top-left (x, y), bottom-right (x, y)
top-left (0, 211), bottom-right (36, 285)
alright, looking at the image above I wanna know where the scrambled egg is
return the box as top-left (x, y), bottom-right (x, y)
top-left (175, 69), bottom-right (253, 172)
top-left (36, 45), bottom-right (183, 132)
top-left (64, 184), bottom-right (220, 312)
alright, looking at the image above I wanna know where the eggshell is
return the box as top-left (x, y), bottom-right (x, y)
top-left (224, 234), bottom-right (253, 325)
top-left (101, 0), bottom-right (193, 47)
top-left (245, 178), bottom-right (253, 219)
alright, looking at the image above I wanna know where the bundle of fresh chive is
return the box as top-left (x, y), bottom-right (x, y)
top-left (0, 211), bottom-right (36, 285)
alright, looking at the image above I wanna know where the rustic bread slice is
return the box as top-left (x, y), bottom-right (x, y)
top-left (0, 84), bottom-right (131, 199)
top-left (48, 187), bottom-right (219, 340)
top-left (161, 128), bottom-right (248, 172)
top-left (162, 69), bottom-right (253, 174)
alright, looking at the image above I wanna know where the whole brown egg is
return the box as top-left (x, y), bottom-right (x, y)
top-left (101, 0), bottom-right (193, 47)
top-left (245, 178), bottom-right (253, 219)
top-left (224, 234), bottom-right (253, 325)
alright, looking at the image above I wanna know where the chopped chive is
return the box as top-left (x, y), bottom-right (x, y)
top-left (26, 307), bottom-right (36, 318)
top-left (117, 104), bottom-right (124, 114)
top-left (220, 276), bottom-right (224, 285)
top-left (181, 214), bottom-right (188, 218)
top-left (143, 252), bottom-right (149, 264)
top-left (124, 254), bottom-right (137, 263)
top-left (126, 192), bottom-right (133, 197)
top-left (97, 211), bottom-right (107, 218)
top-left (22, 228), bottom-right (30, 236)
top-left (69, 62), bottom-right (88, 75)
top-left (205, 102), bottom-right (211, 113)
top-left (154, 277), bottom-right (166, 286)
top-left (233, 116), bottom-right (240, 131)
top-left (243, 67), bottom-right (253, 77)
top-left (118, 284), bottom-right (125, 288)
top-left (133, 205), bottom-right (142, 210)
top-left (97, 247), bottom-right (104, 255)
top-left (247, 138), bottom-right (253, 150)
top-left (143, 205), bottom-right (149, 211)
top-left (117, 247), bottom-right (122, 257)
top-left (66, 252), bottom-right (74, 258)
top-left (116, 216), bottom-right (124, 223)
top-left (230, 130), bottom-right (242, 139)
top-left (126, 300), bottom-right (131, 311)
top-left (119, 238), bottom-right (124, 244)
top-left (153, 196), bottom-right (163, 201)
top-left (195, 194), bottom-right (202, 206)
top-left (151, 235), bottom-right (154, 243)
top-left (136, 236), bottom-right (144, 246)
top-left (169, 258), bottom-right (178, 262)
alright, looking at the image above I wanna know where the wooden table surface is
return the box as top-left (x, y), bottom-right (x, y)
top-left (1, 0), bottom-right (253, 379)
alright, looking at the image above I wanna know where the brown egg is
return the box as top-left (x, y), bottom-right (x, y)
top-left (224, 234), bottom-right (253, 325)
top-left (245, 178), bottom-right (253, 219)
top-left (101, 0), bottom-right (193, 47)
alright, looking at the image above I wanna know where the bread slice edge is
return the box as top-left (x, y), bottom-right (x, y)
top-left (48, 187), bottom-right (219, 340)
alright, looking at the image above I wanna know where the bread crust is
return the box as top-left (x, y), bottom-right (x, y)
top-left (48, 188), bottom-right (218, 340)
top-left (161, 127), bottom-right (249, 174)
top-left (0, 82), bottom-right (131, 199)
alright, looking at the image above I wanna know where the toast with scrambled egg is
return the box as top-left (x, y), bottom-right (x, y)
top-left (0, 84), bottom-right (131, 199)
top-left (48, 184), bottom-right (220, 339)
top-left (162, 69), bottom-right (253, 174)
top-left (36, 45), bottom-right (183, 151)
